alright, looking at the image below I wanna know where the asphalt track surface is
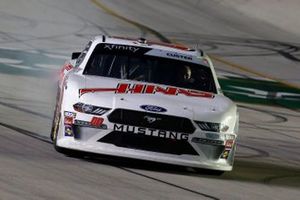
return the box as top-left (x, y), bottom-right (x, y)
top-left (1, 0), bottom-right (300, 199)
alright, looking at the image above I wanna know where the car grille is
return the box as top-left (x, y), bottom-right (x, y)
top-left (107, 109), bottom-right (195, 134)
top-left (98, 131), bottom-right (198, 155)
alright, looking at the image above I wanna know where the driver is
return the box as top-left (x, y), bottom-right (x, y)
top-left (183, 65), bottom-right (192, 81)
top-left (177, 65), bottom-right (195, 87)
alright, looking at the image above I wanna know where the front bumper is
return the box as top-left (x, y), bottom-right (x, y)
top-left (56, 124), bottom-right (236, 171)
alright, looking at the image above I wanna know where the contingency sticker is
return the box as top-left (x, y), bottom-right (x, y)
top-left (64, 125), bottom-right (73, 136)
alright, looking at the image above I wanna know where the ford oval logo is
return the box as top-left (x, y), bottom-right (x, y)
top-left (140, 105), bottom-right (167, 113)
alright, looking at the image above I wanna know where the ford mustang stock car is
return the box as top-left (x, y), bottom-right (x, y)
top-left (51, 36), bottom-right (238, 173)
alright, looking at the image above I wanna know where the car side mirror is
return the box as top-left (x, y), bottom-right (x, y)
top-left (71, 52), bottom-right (81, 59)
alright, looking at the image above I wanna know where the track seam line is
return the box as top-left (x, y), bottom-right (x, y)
top-left (0, 122), bottom-right (52, 144)
top-left (90, 0), bottom-right (170, 43)
top-left (119, 167), bottom-right (220, 200)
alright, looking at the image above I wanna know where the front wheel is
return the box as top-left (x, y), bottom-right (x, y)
top-left (52, 114), bottom-right (85, 158)
top-left (50, 87), bottom-right (61, 141)
top-left (50, 107), bottom-right (61, 141)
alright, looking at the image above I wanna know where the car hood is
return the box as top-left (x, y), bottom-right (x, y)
top-left (78, 76), bottom-right (236, 122)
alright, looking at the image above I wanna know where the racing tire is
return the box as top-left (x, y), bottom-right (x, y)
top-left (50, 87), bottom-right (85, 158)
top-left (50, 87), bottom-right (61, 141)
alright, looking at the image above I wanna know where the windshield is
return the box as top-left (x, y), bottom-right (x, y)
top-left (84, 44), bottom-right (216, 93)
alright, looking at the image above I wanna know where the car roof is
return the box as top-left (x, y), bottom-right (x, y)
top-left (92, 35), bottom-right (204, 58)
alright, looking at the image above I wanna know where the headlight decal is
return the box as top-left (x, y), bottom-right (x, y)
top-left (73, 102), bottom-right (111, 116)
top-left (195, 121), bottom-right (231, 133)
top-left (194, 121), bottom-right (220, 132)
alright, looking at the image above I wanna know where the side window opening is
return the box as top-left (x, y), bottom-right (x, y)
top-left (75, 41), bottom-right (92, 67)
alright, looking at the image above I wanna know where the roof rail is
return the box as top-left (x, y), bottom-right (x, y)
top-left (198, 49), bottom-right (204, 56)
top-left (138, 37), bottom-right (147, 44)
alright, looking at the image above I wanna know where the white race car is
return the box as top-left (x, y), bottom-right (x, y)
top-left (51, 36), bottom-right (238, 173)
